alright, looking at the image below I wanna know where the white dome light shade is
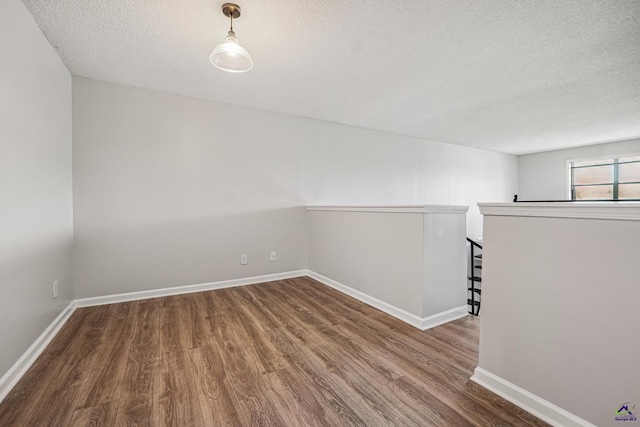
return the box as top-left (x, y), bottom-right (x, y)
top-left (210, 30), bottom-right (253, 73)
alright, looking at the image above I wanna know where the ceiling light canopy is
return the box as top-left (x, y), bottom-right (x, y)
top-left (210, 3), bottom-right (253, 73)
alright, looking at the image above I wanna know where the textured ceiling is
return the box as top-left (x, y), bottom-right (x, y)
top-left (21, 0), bottom-right (640, 154)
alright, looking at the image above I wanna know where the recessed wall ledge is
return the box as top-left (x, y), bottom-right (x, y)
top-left (478, 202), bottom-right (640, 221)
top-left (306, 205), bottom-right (469, 214)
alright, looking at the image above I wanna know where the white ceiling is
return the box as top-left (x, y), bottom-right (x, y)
top-left (21, 0), bottom-right (640, 154)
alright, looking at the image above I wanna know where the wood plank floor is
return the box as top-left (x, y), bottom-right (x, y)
top-left (0, 277), bottom-right (549, 426)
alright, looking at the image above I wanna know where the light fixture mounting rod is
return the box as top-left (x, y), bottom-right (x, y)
top-left (221, 3), bottom-right (241, 19)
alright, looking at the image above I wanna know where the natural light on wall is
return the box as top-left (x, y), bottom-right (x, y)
top-left (569, 155), bottom-right (640, 200)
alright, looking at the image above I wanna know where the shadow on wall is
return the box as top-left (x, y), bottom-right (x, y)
top-left (72, 206), bottom-right (309, 299)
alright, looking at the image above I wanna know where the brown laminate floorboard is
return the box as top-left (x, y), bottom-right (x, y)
top-left (0, 276), bottom-right (550, 426)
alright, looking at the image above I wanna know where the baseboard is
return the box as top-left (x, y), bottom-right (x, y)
top-left (0, 301), bottom-right (77, 403)
top-left (419, 305), bottom-right (468, 330)
top-left (470, 367), bottom-right (597, 427)
top-left (307, 271), bottom-right (467, 330)
top-left (74, 270), bottom-right (308, 307)
top-left (1, 269), bottom-right (464, 405)
top-left (0, 270), bottom-right (306, 404)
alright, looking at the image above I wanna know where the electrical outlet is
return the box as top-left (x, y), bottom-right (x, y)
top-left (270, 251), bottom-right (277, 261)
top-left (240, 254), bottom-right (248, 265)
top-left (52, 280), bottom-right (59, 299)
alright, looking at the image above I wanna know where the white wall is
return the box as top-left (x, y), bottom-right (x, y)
top-left (518, 138), bottom-right (640, 200)
top-left (72, 78), bottom-right (517, 298)
top-left (0, 0), bottom-right (73, 378)
top-left (477, 205), bottom-right (640, 427)
top-left (303, 124), bottom-right (518, 239)
top-left (72, 78), bottom-right (309, 298)
top-left (422, 211), bottom-right (468, 317)
top-left (308, 210), bottom-right (425, 316)
top-left (308, 206), bottom-right (467, 326)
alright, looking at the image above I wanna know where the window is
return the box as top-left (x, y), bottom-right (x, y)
top-left (569, 155), bottom-right (640, 200)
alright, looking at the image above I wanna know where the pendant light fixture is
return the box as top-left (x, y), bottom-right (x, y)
top-left (210, 3), bottom-right (253, 73)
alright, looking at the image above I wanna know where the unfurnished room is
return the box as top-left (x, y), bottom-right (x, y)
top-left (1, 0), bottom-right (639, 426)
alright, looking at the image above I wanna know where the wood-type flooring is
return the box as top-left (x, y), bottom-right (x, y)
top-left (0, 277), bottom-right (549, 426)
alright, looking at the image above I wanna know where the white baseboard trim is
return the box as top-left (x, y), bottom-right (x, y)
top-left (0, 270), bottom-right (306, 404)
top-left (0, 301), bottom-right (77, 403)
top-left (74, 270), bottom-right (308, 308)
top-left (307, 271), bottom-right (467, 330)
top-left (1, 269), bottom-right (465, 405)
top-left (470, 367), bottom-right (597, 427)
top-left (419, 305), bottom-right (468, 330)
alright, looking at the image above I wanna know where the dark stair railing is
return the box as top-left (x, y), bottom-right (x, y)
top-left (466, 238), bottom-right (483, 316)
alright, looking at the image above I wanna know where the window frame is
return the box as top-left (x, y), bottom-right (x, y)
top-left (566, 153), bottom-right (640, 201)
